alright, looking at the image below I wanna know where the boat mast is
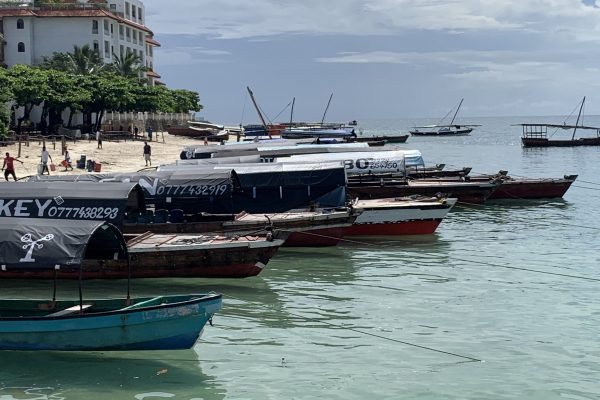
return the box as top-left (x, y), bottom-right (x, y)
top-left (572, 96), bottom-right (585, 140)
top-left (449, 98), bottom-right (464, 126)
top-left (321, 93), bottom-right (334, 126)
top-left (290, 97), bottom-right (295, 126)
top-left (246, 86), bottom-right (271, 138)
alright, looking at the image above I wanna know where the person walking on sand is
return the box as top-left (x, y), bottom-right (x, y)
top-left (143, 141), bottom-right (152, 166)
top-left (96, 130), bottom-right (103, 149)
top-left (2, 152), bottom-right (24, 181)
top-left (40, 146), bottom-right (52, 175)
top-left (63, 147), bottom-right (73, 171)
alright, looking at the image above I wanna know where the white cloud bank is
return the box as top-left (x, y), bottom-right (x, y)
top-left (144, 0), bottom-right (600, 41)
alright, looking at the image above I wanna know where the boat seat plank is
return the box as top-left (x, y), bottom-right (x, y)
top-left (120, 296), bottom-right (164, 311)
top-left (46, 304), bottom-right (93, 317)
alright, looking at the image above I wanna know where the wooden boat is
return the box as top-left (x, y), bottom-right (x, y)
top-left (123, 208), bottom-right (358, 247)
top-left (409, 99), bottom-right (479, 136)
top-left (446, 171), bottom-right (578, 199)
top-left (347, 196), bottom-right (457, 236)
top-left (349, 134), bottom-right (409, 144)
top-left (0, 294), bottom-right (222, 351)
top-left (0, 218), bottom-right (222, 351)
top-left (167, 126), bottom-right (229, 141)
top-left (0, 217), bottom-right (284, 279)
top-left (347, 178), bottom-right (500, 204)
top-left (520, 97), bottom-right (600, 147)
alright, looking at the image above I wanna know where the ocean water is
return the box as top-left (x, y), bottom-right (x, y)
top-left (2, 116), bottom-right (600, 399)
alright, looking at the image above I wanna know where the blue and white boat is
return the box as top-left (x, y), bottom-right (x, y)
top-left (0, 218), bottom-right (223, 351)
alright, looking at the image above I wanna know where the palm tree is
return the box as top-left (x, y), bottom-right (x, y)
top-left (111, 51), bottom-right (147, 80)
top-left (69, 44), bottom-right (107, 75)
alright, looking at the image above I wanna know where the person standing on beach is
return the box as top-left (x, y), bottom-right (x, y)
top-left (147, 126), bottom-right (153, 141)
top-left (96, 130), bottom-right (103, 149)
top-left (40, 146), bottom-right (52, 175)
top-left (143, 141), bottom-right (152, 166)
top-left (2, 152), bottom-right (23, 181)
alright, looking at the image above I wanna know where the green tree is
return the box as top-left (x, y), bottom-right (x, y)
top-left (81, 73), bottom-right (135, 131)
top-left (0, 68), bottom-right (13, 137)
top-left (41, 69), bottom-right (92, 133)
top-left (170, 89), bottom-right (203, 113)
top-left (111, 51), bottom-right (147, 80)
top-left (41, 44), bottom-right (107, 75)
top-left (7, 65), bottom-right (50, 133)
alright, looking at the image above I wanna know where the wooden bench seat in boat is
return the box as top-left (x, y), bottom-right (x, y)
top-left (45, 304), bottom-right (93, 317)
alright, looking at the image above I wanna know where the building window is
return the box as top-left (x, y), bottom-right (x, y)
top-left (132, 6), bottom-right (136, 18)
top-left (109, 3), bottom-right (117, 11)
top-left (138, 31), bottom-right (143, 43)
top-left (138, 7), bottom-right (143, 22)
top-left (92, 20), bottom-right (98, 34)
top-left (125, 2), bottom-right (130, 18)
top-left (104, 40), bottom-right (110, 57)
top-left (120, 45), bottom-right (124, 57)
top-left (93, 40), bottom-right (99, 53)
top-left (126, 27), bottom-right (131, 42)
top-left (119, 25), bottom-right (124, 40)
top-left (110, 23), bottom-right (114, 36)
top-left (17, 42), bottom-right (25, 52)
top-left (132, 30), bottom-right (137, 44)
top-left (16, 19), bottom-right (24, 29)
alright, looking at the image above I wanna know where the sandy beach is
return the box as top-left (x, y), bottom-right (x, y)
top-left (1, 133), bottom-right (208, 179)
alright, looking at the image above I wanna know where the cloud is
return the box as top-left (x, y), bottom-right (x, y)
top-left (153, 46), bottom-right (232, 66)
top-left (143, 0), bottom-right (600, 41)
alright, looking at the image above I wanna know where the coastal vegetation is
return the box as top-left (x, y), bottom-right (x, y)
top-left (0, 45), bottom-right (202, 136)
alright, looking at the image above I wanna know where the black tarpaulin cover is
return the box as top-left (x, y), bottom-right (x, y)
top-left (0, 181), bottom-right (144, 224)
top-left (0, 218), bottom-right (127, 270)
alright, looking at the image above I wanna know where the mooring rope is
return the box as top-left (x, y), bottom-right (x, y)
top-left (224, 293), bottom-right (482, 363)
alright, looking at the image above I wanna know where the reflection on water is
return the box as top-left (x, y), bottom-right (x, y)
top-left (3, 118), bottom-right (600, 398)
top-left (0, 350), bottom-right (225, 400)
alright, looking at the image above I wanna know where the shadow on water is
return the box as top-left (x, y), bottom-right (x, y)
top-left (0, 350), bottom-right (226, 400)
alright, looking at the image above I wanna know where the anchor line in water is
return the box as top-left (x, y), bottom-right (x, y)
top-left (224, 294), bottom-right (481, 363)
top-left (450, 255), bottom-right (600, 282)
top-left (281, 230), bottom-right (600, 282)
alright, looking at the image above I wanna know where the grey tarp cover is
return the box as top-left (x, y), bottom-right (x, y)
top-left (0, 181), bottom-right (144, 223)
top-left (0, 218), bottom-right (126, 270)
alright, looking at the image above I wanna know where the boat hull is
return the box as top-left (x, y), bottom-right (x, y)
top-left (521, 137), bottom-right (600, 147)
top-left (123, 210), bottom-right (356, 247)
top-left (346, 198), bottom-right (456, 236)
top-left (0, 240), bottom-right (283, 279)
top-left (0, 294), bottom-right (222, 351)
top-left (410, 128), bottom-right (473, 136)
top-left (350, 135), bottom-right (409, 144)
top-left (347, 181), bottom-right (498, 204)
top-left (488, 177), bottom-right (576, 199)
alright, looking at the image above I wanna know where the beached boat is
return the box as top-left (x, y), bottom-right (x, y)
top-left (168, 126), bottom-right (230, 141)
top-left (123, 208), bottom-right (358, 247)
top-left (409, 99), bottom-right (479, 136)
top-left (0, 218), bottom-right (222, 350)
top-left (347, 196), bottom-right (457, 236)
top-left (520, 97), bottom-right (600, 147)
top-left (0, 217), bottom-right (284, 279)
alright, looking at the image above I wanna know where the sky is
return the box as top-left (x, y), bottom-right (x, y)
top-left (144, 0), bottom-right (600, 124)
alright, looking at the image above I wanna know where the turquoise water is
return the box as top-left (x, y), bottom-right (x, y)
top-left (2, 117), bottom-right (600, 399)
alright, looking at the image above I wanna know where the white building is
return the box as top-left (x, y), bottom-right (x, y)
top-left (0, 0), bottom-right (162, 85)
